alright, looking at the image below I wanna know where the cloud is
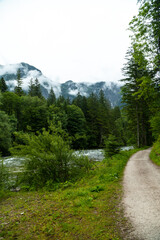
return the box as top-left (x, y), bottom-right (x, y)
top-left (0, 0), bottom-right (138, 83)
top-left (68, 89), bottom-right (79, 96)
top-left (0, 63), bottom-right (21, 75)
top-left (0, 63), bottom-right (61, 95)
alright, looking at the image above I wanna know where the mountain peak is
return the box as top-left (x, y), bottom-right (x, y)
top-left (0, 62), bottom-right (122, 106)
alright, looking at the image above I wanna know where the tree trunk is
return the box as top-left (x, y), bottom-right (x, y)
top-left (136, 104), bottom-right (140, 148)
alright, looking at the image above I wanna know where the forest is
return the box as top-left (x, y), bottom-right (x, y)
top-left (1, 0), bottom-right (160, 188)
top-left (1, 1), bottom-right (160, 239)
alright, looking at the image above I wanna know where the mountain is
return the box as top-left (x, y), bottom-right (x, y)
top-left (0, 62), bottom-right (122, 107)
top-left (61, 80), bottom-right (121, 106)
top-left (0, 62), bottom-right (60, 98)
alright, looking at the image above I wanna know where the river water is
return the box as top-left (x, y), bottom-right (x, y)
top-left (1, 146), bottom-right (134, 169)
top-left (1, 147), bottom-right (133, 187)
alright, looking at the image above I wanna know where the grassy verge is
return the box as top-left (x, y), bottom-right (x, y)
top-left (150, 138), bottom-right (160, 166)
top-left (0, 149), bottom-right (138, 240)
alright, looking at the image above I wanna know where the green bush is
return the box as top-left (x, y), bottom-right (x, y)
top-left (0, 159), bottom-right (9, 189)
top-left (10, 128), bottom-right (91, 189)
top-left (104, 134), bottom-right (119, 158)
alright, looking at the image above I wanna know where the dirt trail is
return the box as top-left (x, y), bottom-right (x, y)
top-left (123, 149), bottom-right (160, 240)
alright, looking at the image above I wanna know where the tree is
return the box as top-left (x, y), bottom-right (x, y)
top-left (0, 77), bottom-right (8, 92)
top-left (34, 78), bottom-right (42, 98)
top-left (0, 111), bottom-right (12, 155)
top-left (86, 93), bottom-right (100, 148)
top-left (125, 0), bottom-right (160, 143)
top-left (48, 105), bottom-right (68, 131)
top-left (97, 90), bottom-right (111, 146)
top-left (19, 96), bottom-right (48, 132)
top-left (129, 0), bottom-right (160, 79)
top-left (121, 45), bottom-right (152, 147)
top-left (47, 87), bottom-right (56, 106)
top-left (14, 69), bottom-right (24, 96)
top-left (0, 91), bottom-right (20, 117)
top-left (66, 105), bottom-right (87, 149)
top-left (28, 79), bottom-right (35, 97)
top-left (104, 134), bottom-right (119, 158)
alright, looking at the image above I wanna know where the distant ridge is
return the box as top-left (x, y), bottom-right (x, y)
top-left (0, 63), bottom-right (122, 107)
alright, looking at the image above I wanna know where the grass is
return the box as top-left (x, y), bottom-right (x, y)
top-left (150, 138), bottom-right (160, 166)
top-left (0, 149), bottom-right (138, 240)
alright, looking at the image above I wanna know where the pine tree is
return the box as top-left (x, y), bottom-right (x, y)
top-left (14, 69), bottom-right (23, 96)
top-left (34, 78), bottom-right (42, 98)
top-left (47, 87), bottom-right (56, 106)
top-left (121, 45), bottom-right (152, 146)
top-left (0, 77), bottom-right (8, 92)
top-left (28, 79), bottom-right (35, 97)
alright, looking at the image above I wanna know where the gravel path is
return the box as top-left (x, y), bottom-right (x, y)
top-left (123, 149), bottom-right (160, 240)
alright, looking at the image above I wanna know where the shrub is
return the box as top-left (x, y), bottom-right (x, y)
top-left (10, 128), bottom-right (91, 189)
top-left (104, 134), bottom-right (119, 158)
top-left (0, 159), bottom-right (9, 189)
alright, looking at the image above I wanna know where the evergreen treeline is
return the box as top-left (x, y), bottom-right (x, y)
top-left (121, 0), bottom-right (160, 147)
top-left (0, 71), bottom-right (126, 157)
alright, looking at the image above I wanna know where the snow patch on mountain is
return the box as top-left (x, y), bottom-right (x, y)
top-left (0, 63), bottom-right (122, 106)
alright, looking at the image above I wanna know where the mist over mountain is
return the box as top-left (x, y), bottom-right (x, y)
top-left (0, 63), bottom-right (122, 107)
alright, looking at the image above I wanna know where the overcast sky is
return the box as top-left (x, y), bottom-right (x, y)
top-left (0, 0), bottom-right (138, 83)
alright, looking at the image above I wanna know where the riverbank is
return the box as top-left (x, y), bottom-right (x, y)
top-left (0, 149), bottom-right (137, 240)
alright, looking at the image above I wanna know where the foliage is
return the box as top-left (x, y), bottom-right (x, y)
top-left (0, 159), bottom-right (9, 189)
top-left (0, 149), bottom-right (138, 239)
top-left (66, 105), bottom-right (87, 149)
top-left (14, 69), bottom-right (24, 96)
top-left (10, 128), bottom-right (91, 189)
top-left (104, 134), bottom-right (120, 158)
top-left (47, 87), bottom-right (56, 106)
top-left (0, 77), bottom-right (8, 92)
top-left (121, 44), bottom-right (152, 147)
top-left (150, 135), bottom-right (160, 166)
top-left (0, 111), bottom-right (12, 155)
top-left (0, 85), bottom-right (127, 150)
top-left (19, 96), bottom-right (48, 132)
top-left (0, 91), bottom-right (20, 116)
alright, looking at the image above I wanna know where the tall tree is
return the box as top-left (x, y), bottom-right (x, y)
top-left (14, 69), bottom-right (24, 96)
top-left (47, 87), bottom-right (56, 106)
top-left (66, 105), bottom-right (87, 149)
top-left (97, 90), bottom-right (111, 146)
top-left (121, 45), bottom-right (152, 147)
top-left (28, 79), bottom-right (35, 97)
top-left (34, 78), bottom-right (42, 98)
top-left (128, 0), bottom-right (160, 141)
top-left (0, 77), bottom-right (8, 92)
top-left (0, 111), bottom-right (12, 155)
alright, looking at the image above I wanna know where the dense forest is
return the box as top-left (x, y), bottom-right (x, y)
top-left (0, 73), bottom-right (127, 155)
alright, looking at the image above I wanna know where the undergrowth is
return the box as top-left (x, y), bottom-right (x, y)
top-left (150, 137), bottom-right (160, 166)
top-left (0, 149), bottom-right (138, 240)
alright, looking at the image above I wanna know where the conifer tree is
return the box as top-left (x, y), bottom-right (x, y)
top-left (14, 69), bottom-right (23, 96)
top-left (34, 78), bottom-right (42, 98)
top-left (28, 78), bottom-right (35, 97)
top-left (47, 87), bottom-right (56, 106)
top-left (0, 77), bottom-right (8, 92)
top-left (121, 45), bottom-right (152, 146)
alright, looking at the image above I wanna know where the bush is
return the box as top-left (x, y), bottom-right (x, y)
top-left (10, 128), bottom-right (91, 189)
top-left (0, 159), bottom-right (9, 189)
top-left (104, 134), bottom-right (119, 158)
top-left (0, 111), bottom-right (12, 156)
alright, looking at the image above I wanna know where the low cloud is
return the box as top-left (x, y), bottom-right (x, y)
top-left (0, 63), bottom-right (21, 75)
